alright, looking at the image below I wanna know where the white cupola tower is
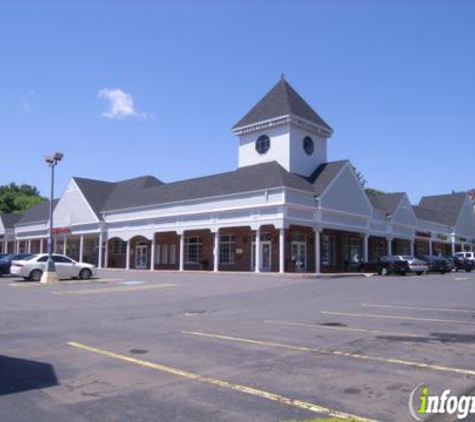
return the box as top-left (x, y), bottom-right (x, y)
top-left (232, 78), bottom-right (333, 178)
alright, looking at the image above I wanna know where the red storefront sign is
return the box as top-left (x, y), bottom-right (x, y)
top-left (52, 227), bottom-right (70, 235)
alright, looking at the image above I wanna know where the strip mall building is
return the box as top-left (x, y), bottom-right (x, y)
top-left (1, 79), bottom-right (475, 273)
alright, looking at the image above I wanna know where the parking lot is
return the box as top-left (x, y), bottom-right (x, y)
top-left (1, 269), bottom-right (475, 421)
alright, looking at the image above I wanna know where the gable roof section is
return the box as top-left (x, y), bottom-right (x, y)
top-left (17, 199), bottom-right (59, 225)
top-left (103, 161), bottom-right (315, 212)
top-left (367, 192), bottom-right (405, 215)
top-left (0, 213), bottom-right (23, 229)
top-left (412, 205), bottom-right (445, 225)
top-left (419, 192), bottom-right (467, 227)
top-left (233, 79), bottom-right (332, 132)
top-left (308, 160), bottom-right (348, 196)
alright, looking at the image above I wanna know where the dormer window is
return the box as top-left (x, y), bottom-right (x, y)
top-left (255, 135), bottom-right (270, 155)
top-left (303, 136), bottom-right (314, 155)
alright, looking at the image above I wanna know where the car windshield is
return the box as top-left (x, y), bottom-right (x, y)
top-left (401, 256), bottom-right (413, 260)
top-left (25, 255), bottom-right (38, 261)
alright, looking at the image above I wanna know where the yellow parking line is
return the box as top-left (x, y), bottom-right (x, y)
top-left (362, 303), bottom-right (475, 314)
top-left (321, 311), bottom-right (475, 325)
top-left (52, 283), bottom-right (175, 295)
top-left (182, 330), bottom-right (475, 377)
top-left (67, 341), bottom-right (377, 422)
top-left (264, 319), bottom-right (425, 338)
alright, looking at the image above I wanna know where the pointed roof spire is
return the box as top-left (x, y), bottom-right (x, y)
top-left (232, 79), bottom-right (332, 133)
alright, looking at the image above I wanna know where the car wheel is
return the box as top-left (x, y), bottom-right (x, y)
top-left (79, 268), bottom-right (92, 280)
top-left (400, 271), bottom-right (407, 276)
top-left (466, 268), bottom-right (473, 273)
top-left (416, 272), bottom-right (423, 276)
top-left (30, 269), bottom-right (43, 282)
top-left (440, 271), bottom-right (446, 275)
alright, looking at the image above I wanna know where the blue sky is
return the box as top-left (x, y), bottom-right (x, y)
top-left (1, 0), bottom-right (474, 203)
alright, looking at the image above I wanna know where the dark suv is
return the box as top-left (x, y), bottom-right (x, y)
top-left (452, 255), bottom-right (474, 273)
top-left (0, 254), bottom-right (33, 276)
top-left (421, 255), bottom-right (451, 274)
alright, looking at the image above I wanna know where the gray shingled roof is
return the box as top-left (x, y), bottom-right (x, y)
top-left (103, 161), bottom-right (315, 212)
top-left (73, 176), bottom-right (163, 219)
top-left (419, 192), bottom-right (467, 227)
top-left (308, 160), bottom-right (348, 196)
top-left (412, 205), bottom-right (445, 224)
top-left (367, 192), bottom-right (405, 215)
top-left (233, 79), bottom-right (332, 132)
top-left (16, 199), bottom-right (59, 225)
top-left (0, 213), bottom-right (23, 229)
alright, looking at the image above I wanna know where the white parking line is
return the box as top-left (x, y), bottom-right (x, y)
top-left (321, 311), bottom-right (475, 325)
top-left (362, 303), bottom-right (475, 314)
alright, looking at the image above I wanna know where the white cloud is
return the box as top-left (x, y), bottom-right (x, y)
top-left (22, 90), bottom-right (35, 113)
top-left (98, 88), bottom-right (148, 120)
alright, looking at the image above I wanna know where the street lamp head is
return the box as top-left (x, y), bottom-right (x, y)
top-left (53, 151), bottom-right (64, 161)
top-left (45, 155), bottom-right (55, 165)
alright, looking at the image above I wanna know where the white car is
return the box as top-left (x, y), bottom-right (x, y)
top-left (394, 255), bottom-right (428, 275)
top-left (454, 252), bottom-right (475, 263)
top-left (10, 254), bottom-right (97, 281)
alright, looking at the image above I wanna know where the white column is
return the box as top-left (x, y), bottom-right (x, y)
top-left (213, 231), bottom-right (219, 272)
top-left (104, 239), bottom-right (109, 268)
top-left (15, 241), bottom-right (18, 253)
top-left (4, 240), bottom-right (8, 254)
top-left (150, 236), bottom-right (156, 271)
top-left (98, 233), bottom-right (104, 269)
top-left (315, 229), bottom-right (321, 274)
top-left (255, 227), bottom-right (261, 273)
top-left (387, 237), bottom-right (392, 255)
top-left (279, 228), bottom-right (285, 274)
top-left (429, 241), bottom-right (433, 256)
top-left (451, 237), bottom-right (456, 255)
top-left (125, 240), bottom-right (130, 270)
top-left (27, 240), bottom-right (32, 253)
top-left (79, 235), bottom-right (84, 263)
top-left (410, 240), bottom-right (415, 257)
top-left (363, 234), bottom-right (369, 262)
top-left (39, 239), bottom-right (44, 254)
top-left (63, 235), bottom-right (67, 255)
top-left (179, 234), bottom-right (184, 271)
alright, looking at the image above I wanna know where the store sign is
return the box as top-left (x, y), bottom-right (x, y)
top-left (437, 234), bottom-right (448, 241)
top-left (416, 231), bottom-right (431, 239)
top-left (52, 227), bottom-right (70, 235)
top-left (457, 237), bottom-right (467, 243)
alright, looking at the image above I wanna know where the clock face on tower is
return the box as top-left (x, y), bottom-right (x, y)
top-left (255, 135), bottom-right (270, 155)
top-left (303, 136), bottom-right (314, 155)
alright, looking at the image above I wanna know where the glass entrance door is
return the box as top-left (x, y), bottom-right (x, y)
top-left (252, 241), bottom-right (272, 272)
top-left (135, 244), bottom-right (148, 269)
top-left (291, 241), bottom-right (307, 272)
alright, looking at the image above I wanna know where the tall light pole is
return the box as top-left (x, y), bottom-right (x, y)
top-left (40, 151), bottom-right (64, 285)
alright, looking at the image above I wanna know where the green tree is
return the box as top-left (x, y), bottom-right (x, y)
top-left (0, 183), bottom-right (46, 214)
top-left (365, 187), bottom-right (388, 196)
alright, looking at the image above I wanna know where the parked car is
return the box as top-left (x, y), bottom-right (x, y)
top-left (0, 253), bottom-right (33, 276)
top-left (421, 255), bottom-right (451, 274)
top-left (10, 254), bottom-right (97, 281)
top-left (453, 252), bottom-right (475, 264)
top-left (452, 255), bottom-right (474, 273)
top-left (0, 253), bottom-right (8, 260)
top-left (393, 255), bottom-right (428, 275)
top-left (372, 256), bottom-right (411, 276)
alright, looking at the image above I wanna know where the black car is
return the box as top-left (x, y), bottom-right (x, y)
top-left (421, 255), bottom-right (451, 274)
top-left (452, 255), bottom-right (474, 273)
top-left (359, 256), bottom-right (410, 276)
top-left (0, 253), bottom-right (33, 276)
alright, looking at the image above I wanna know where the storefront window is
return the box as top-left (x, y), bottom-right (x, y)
top-left (219, 235), bottom-right (236, 264)
top-left (349, 237), bottom-right (362, 263)
top-left (185, 237), bottom-right (202, 263)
